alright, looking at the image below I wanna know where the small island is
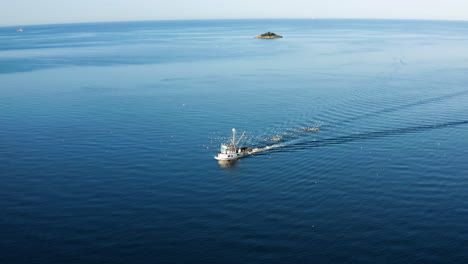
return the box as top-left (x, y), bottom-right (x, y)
top-left (255, 32), bottom-right (283, 39)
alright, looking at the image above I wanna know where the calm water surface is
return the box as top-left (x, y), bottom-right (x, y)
top-left (1, 19), bottom-right (467, 263)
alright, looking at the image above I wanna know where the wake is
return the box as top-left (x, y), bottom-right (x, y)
top-left (251, 120), bottom-right (468, 155)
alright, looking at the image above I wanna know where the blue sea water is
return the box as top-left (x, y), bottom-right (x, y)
top-left (1, 19), bottom-right (467, 263)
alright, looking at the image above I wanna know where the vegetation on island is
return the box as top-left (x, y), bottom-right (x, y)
top-left (261, 32), bottom-right (278, 37)
top-left (255, 31), bottom-right (283, 39)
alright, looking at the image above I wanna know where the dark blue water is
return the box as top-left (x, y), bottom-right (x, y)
top-left (1, 19), bottom-right (467, 263)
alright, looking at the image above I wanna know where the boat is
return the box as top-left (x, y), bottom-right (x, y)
top-left (269, 136), bottom-right (283, 142)
top-left (214, 128), bottom-right (252, 160)
top-left (302, 127), bottom-right (320, 132)
top-left (16, 28), bottom-right (24, 32)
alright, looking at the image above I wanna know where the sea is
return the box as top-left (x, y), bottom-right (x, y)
top-left (1, 19), bottom-right (467, 263)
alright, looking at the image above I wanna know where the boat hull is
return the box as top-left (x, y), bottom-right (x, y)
top-left (214, 151), bottom-right (252, 160)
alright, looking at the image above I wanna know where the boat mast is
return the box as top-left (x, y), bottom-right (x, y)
top-left (236, 132), bottom-right (246, 145)
top-left (231, 128), bottom-right (236, 145)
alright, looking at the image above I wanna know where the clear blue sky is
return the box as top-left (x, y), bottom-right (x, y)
top-left (2, 0), bottom-right (468, 26)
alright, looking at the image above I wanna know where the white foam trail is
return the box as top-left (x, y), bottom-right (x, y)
top-left (252, 137), bottom-right (306, 153)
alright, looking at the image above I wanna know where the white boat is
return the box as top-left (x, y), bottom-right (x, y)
top-left (214, 128), bottom-right (252, 160)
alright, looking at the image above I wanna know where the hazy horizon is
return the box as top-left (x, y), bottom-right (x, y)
top-left (2, 0), bottom-right (468, 27)
top-left (4, 17), bottom-right (468, 28)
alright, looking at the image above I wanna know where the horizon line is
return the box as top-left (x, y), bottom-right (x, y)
top-left (2, 17), bottom-right (468, 28)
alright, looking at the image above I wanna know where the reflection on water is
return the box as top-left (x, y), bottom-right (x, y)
top-left (218, 160), bottom-right (238, 168)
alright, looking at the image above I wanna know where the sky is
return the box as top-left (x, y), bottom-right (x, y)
top-left (2, 0), bottom-right (468, 26)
